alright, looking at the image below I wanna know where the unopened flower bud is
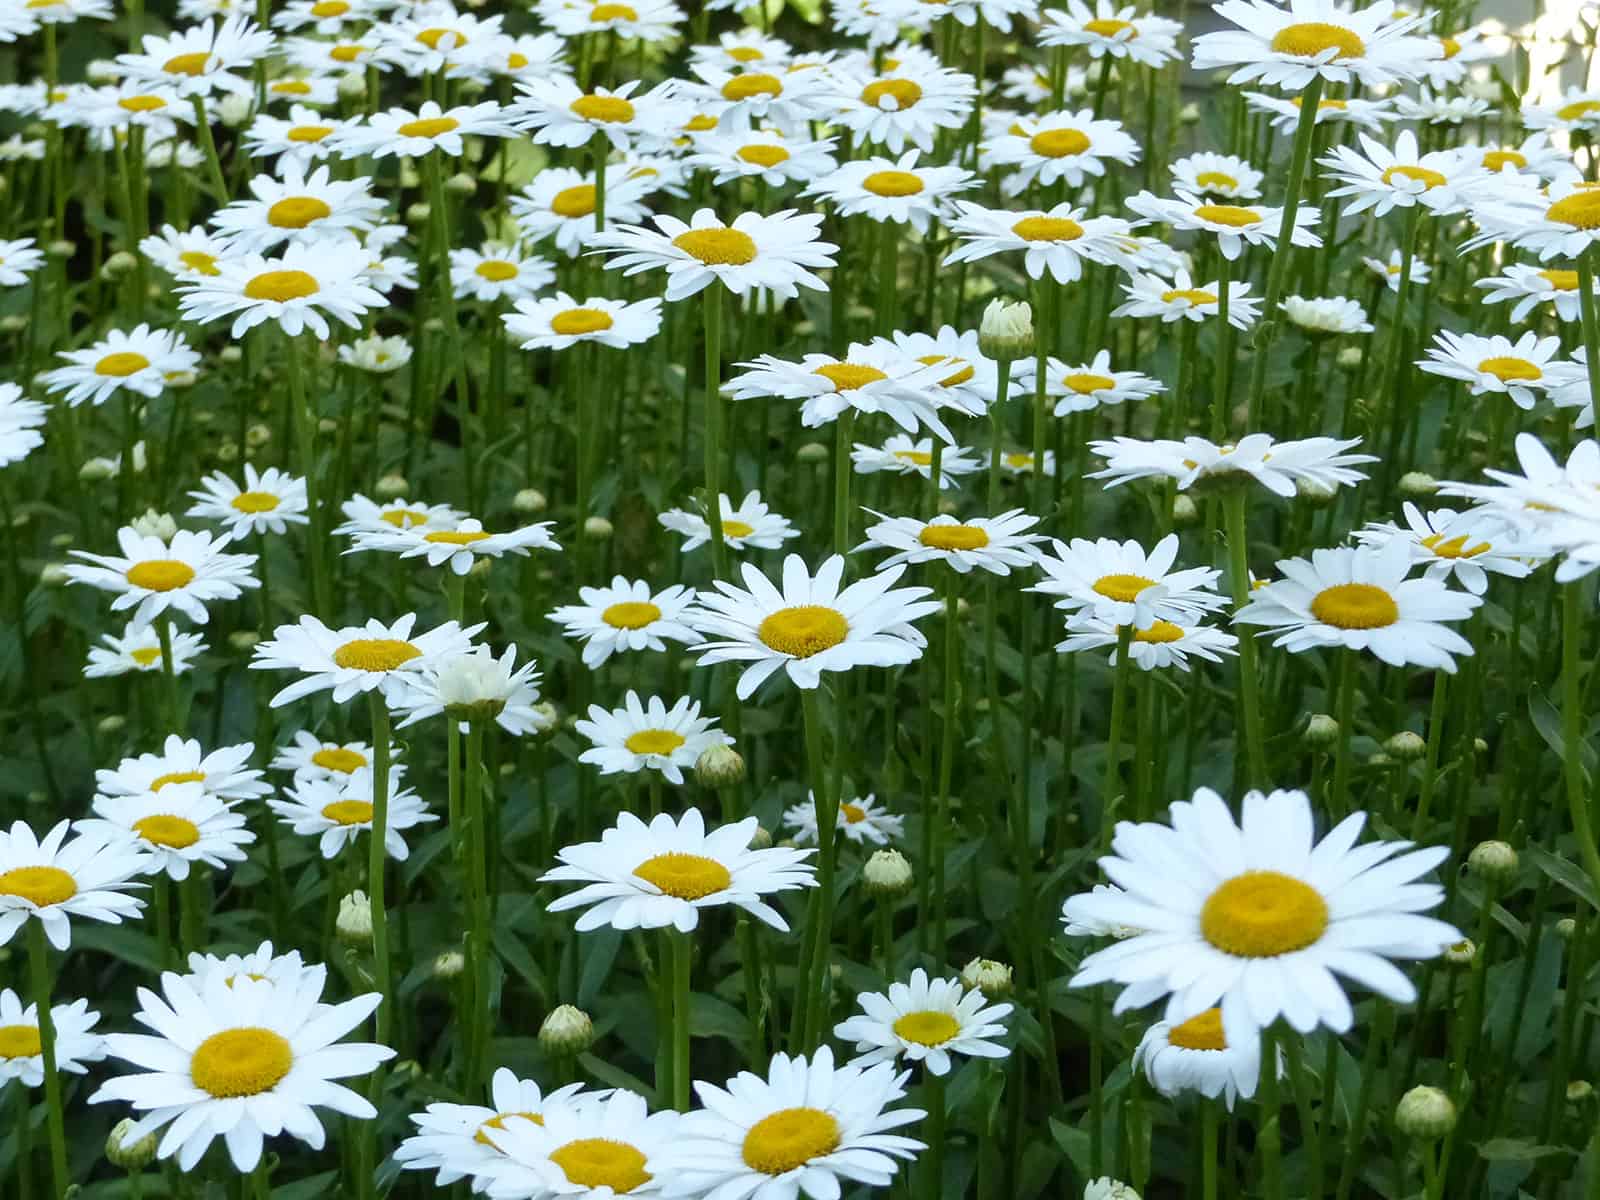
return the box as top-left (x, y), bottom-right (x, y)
top-left (245, 423), bottom-right (272, 449)
top-left (97, 714), bottom-right (127, 735)
top-left (979, 298), bottom-right (1034, 359)
top-left (86, 58), bottom-right (121, 84)
top-left (695, 744), bottom-right (745, 788)
top-left (336, 70), bottom-right (367, 100)
top-left (1397, 471), bottom-right (1439, 498)
top-left (533, 700), bottom-right (559, 732)
top-left (38, 562), bottom-right (68, 586)
top-left (406, 201), bottom-right (431, 227)
top-left (80, 456), bottom-right (118, 481)
top-left (747, 824), bottom-right (772, 850)
top-left (960, 957), bottom-right (1014, 999)
top-left (1171, 494), bottom-right (1198, 527)
top-left (863, 848), bottom-right (913, 897)
top-left (1443, 938), bottom-right (1476, 967)
top-left (1178, 102), bottom-right (1200, 124)
top-left (228, 630), bottom-right (261, 651)
top-left (106, 1119), bottom-right (158, 1169)
top-left (1568, 1080), bottom-right (1593, 1102)
top-left (469, 556), bottom-right (493, 581)
top-left (216, 441), bottom-right (240, 463)
top-left (796, 441), bottom-right (829, 464)
top-left (1384, 731), bottom-right (1426, 761)
top-left (318, 417), bottom-right (339, 435)
top-left (1558, 917), bottom-right (1578, 941)
top-left (1395, 1086), bottom-right (1456, 1139)
top-left (100, 249), bottom-right (138, 280)
top-left (217, 92), bottom-right (253, 127)
top-left (375, 473), bottom-right (410, 500)
top-left (513, 487), bottom-right (547, 514)
top-left (337, 890), bottom-right (373, 944)
top-left (130, 509), bottom-right (178, 540)
top-left (584, 516), bottom-right (613, 540)
top-left (47, 239), bottom-right (74, 259)
top-left (1084, 1180), bottom-right (1141, 1200)
top-left (1335, 345), bottom-right (1363, 371)
top-left (1302, 713), bottom-right (1339, 749)
top-left (218, 345), bottom-right (244, 365)
top-left (1368, 751), bottom-right (1394, 769)
top-left (1467, 840), bottom-right (1518, 884)
top-left (0, 314), bottom-right (26, 334)
top-left (432, 950), bottom-right (466, 980)
top-left (446, 172), bottom-right (476, 195)
top-left (538, 1004), bottom-right (594, 1055)
top-left (50, 533), bottom-right (72, 548)
top-left (1296, 478), bottom-right (1338, 507)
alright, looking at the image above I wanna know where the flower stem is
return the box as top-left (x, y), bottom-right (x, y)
top-left (987, 356), bottom-right (1011, 511)
top-left (832, 408), bottom-right (856, 560)
top-left (157, 616), bottom-right (181, 733)
top-left (1578, 248), bottom-right (1600, 436)
top-left (366, 692), bottom-right (394, 1040)
top-left (1257, 1022), bottom-right (1282, 1199)
top-left (1412, 670), bottom-right (1448, 839)
top-left (702, 286), bottom-right (728, 580)
top-left (26, 920), bottom-right (67, 1198)
top-left (669, 929), bottom-right (692, 1111)
top-left (1212, 252), bottom-right (1234, 440)
top-left (933, 576), bottom-right (959, 952)
top-left (1202, 1100), bottom-right (1220, 1200)
top-left (1103, 625), bottom-right (1133, 815)
top-left (795, 688), bottom-right (837, 1048)
top-left (187, 96), bottom-right (228, 200)
top-left (1562, 583), bottom-right (1600, 908)
top-left (1222, 491), bottom-right (1267, 787)
top-left (465, 718), bottom-right (490, 1099)
top-left (281, 332), bottom-right (330, 618)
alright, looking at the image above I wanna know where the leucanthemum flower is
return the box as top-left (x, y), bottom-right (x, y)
top-left (85, 623), bottom-right (206, 678)
top-left (1171, 152), bottom-right (1263, 200)
top-left (853, 435), bottom-right (983, 489)
top-left (1243, 89), bottom-right (1394, 132)
top-left (859, 510), bottom-right (1046, 576)
top-left (513, 78), bottom-right (674, 150)
top-left (685, 61), bottom-right (834, 136)
top-left (548, 577), bottom-right (701, 668)
top-left (1127, 189), bottom-right (1320, 260)
top-left (685, 128), bottom-right (838, 187)
top-left (1466, 177), bottom-right (1600, 262)
top-left (115, 15), bottom-right (276, 99)
top-left (1235, 539), bottom-right (1481, 670)
top-left (395, 1071), bottom-right (588, 1189)
top-left (186, 465), bottom-right (309, 539)
top-left (688, 28), bottom-right (792, 71)
top-left (1038, 0), bottom-right (1182, 65)
top-left (658, 490), bottom-right (799, 553)
top-left (542, 808), bottom-right (815, 932)
top-left (942, 200), bottom-right (1134, 284)
top-left (251, 613), bottom-right (483, 707)
top-left (510, 166), bottom-right (652, 258)
top-left (1417, 330), bottom-right (1583, 411)
top-left (0, 235), bottom-right (42, 285)
top-left (90, 970), bottom-right (393, 1172)
top-left (271, 0), bottom-right (382, 33)
top-left (874, 326), bottom-right (1000, 417)
top-left (659, 1046), bottom-right (923, 1199)
top-left (503, 292), bottom-right (664, 351)
top-left (335, 494), bottom-right (462, 535)
top-left (1393, 89), bottom-right (1489, 126)
top-left (834, 969), bottom-right (1012, 1076)
top-left (725, 343), bottom-right (952, 439)
top-left (1521, 87), bottom-right (1600, 134)
top-left (0, 991), bottom-right (104, 1087)
top-left (0, 382), bottom-right (46, 467)
top-left (830, 60), bottom-right (977, 153)
top-left (985, 109), bottom-right (1141, 195)
top-left (1020, 349), bottom-right (1165, 414)
top-left (344, 516), bottom-right (560, 575)
top-left (211, 160), bottom-right (384, 252)
top-left (684, 554), bottom-right (940, 699)
top-left (1320, 130), bottom-right (1483, 218)
top-left (1112, 268), bottom-right (1260, 328)
top-left (389, 645), bottom-right (551, 737)
top-left (95, 735), bottom-right (270, 806)
top-left (590, 208), bottom-right (837, 301)
top-left (65, 526), bottom-right (259, 633)
top-left (1191, 0), bottom-right (1437, 89)
top-left (1467, 132), bottom-right (1569, 182)
top-left (339, 335), bottom-right (413, 373)
top-left (1056, 615), bottom-right (1239, 671)
top-left (1088, 433), bottom-right (1376, 497)
top-left (477, 1089), bottom-right (679, 1199)
top-left (1280, 294), bottom-right (1372, 337)
top-left (270, 766), bottom-right (436, 860)
top-left (804, 150), bottom-right (974, 231)
top-left (270, 731), bottom-right (391, 783)
top-left (176, 240), bottom-right (387, 338)
top-left (1066, 786), bottom-right (1460, 1044)
top-left (449, 243), bottom-right (556, 303)
top-left (1476, 264), bottom-right (1585, 323)
top-left (1353, 502), bottom-right (1547, 595)
top-left (1134, 1010), bottom-right (1263, 1108)
top-left (1362, 248), bottom-right (1431, 293)
top-left (546, 0), bottom-right (683, 39)
top-left (0, 821), bottom-right (149, 951)
top-left (182, 942), bottom-right (320, 993)
top-left (783, 792), bottom-right (904, 846)
top-left (575, 692), bottom-right (731, 785)
top-left (331, 100), bottom-right (517, 159)
top-left (1029, 534), bottom-right (1226, 629)
top-left (139, 224), bottom-right (234, 281)
top-left (42, 325), bottom-right (201, 408)
top-left (80, 783), bottom-right (254, 882)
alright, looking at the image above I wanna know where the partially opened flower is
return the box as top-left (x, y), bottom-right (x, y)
top-left (831, 58), bottom-right (976, 153)
top-left (390, 645), bottom-right (551, 736)
top-left (0, 821), bottom-right (150, 950)
top-left (0, 990), bottom-right (105, 1087)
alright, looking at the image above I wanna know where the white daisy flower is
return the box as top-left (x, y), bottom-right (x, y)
top-left (943, 200), bottom-right (1134, 284)
top-left (510, 166), bottom-right (653, 258)
top-left (210, 160), bottom-right (385, 252)
top-left (377, 3), bottom-right (505, 78)
top-left (1243, 89), bottom-right (1394, 132)
top-left (0, 235), bottom-right (41, 285)
top-left (1112, 268), bottom-right (1260, 328)
top-left (270, 731), bottom-right (391, 783)
top-left (1417, 330), bottom-right (1583, 411)
top-left (1020, 348), bottom-right (1165, 414)
top-left (389, 645), bottom-right (551, 737)
top-left (331, 99), bottom-right (517, 159)
top-left (1393, 88), bottom-right (1490, 126)
top-left (503, 292), bottom-right (663, 351)
top-left (684, 554), bottom-right (940, 700)
top-left (685, 128), bottom-right (838, 187)
top-left (115, 14), bottom-right (276, 98)
top-left (985, 109), bottom-right (1141, 195)
top-left (859, 509), bottom-right (1046, 575)
top-left (804, 149), bottom-right (975, 231)
top-left (1170, 151), bottom-right (1263, 200)
top-left (478, 1087), bottom-right (678, 1200)
top-left (250, 613), bottom-right (484, 707)
top-left (659, 1045), bottom-right (923, 1198)
top-left (338, 335), bottom-right (413, 373)
top-left (683, 61), bottom-right (834, 136)
top-left (138, 223), bottom-right (234, 280)
top-left (334, 494), bottom-right (463, 535)
top-left (1353, 502), bottom-right (1548, 595)
top-left (783, 792), bottom-right (904, 846)
top-left (0, 991), bottom-right (104, 1088)
top-left (852, 435), bottom-right (983, 489)
top-left (1522, 87), bottom-right (1600, 134)
top-left (1062, 883), bottom-right (1147, 939)
top-left (0, 821), bottom-right (149, 951)
top-left (576, 692), bottom-right (731, 786)
top-left (181, 941), bottom-right (320, 992)
top-left (90, 970), bottom-right (393, 1172)
top-left (548, 577), bottom-right (701, 669)
top-left (1088, 432), bottom-right (1376, 497)
top-left (591, 208), bottom-right (838, 302)
top-left (658, 490), bottom-right (800, 553)
top-left (343, 515), bottom-right (560, 575)
top-left (186, 465), bottom-right (309, 539)
top-left (176, 240), bottom-right (387, 339)
top-left (1319, 129), bottom-right (1484, 218)
top-left (85, 623), bottom-right (206, 679)
top-left (1127, 188), bottom-right (1320, 260)
top-left (725, 342), bottom-right (953, 439)
top-left (259, 74), bottom-right (339, 107)
top-left (41, 325), bottom-right (201, 409)
top-left (1235, 539), bottom-right (1482, 670)
top-left (1361, 247), bottom-right (1431, 293)
top-left (80, 782), bottom-right (254, 882)
top-left (834, 968), bottom-right (1012, 1076)
top-left (1066, 786), bottom-right (1460, 1043)
top-left (486, 31), bottom-right (571, 84)
top-left (1038, 0), bottom-right (1182, 65)
top-left (395, 1071), bottom-right (588, 1189)
top-left (271, 766), bottom-right (435, 860)
top-left (513, 78), bottom-right (675, 151)
top-left (542, 808), bottom-right (815, 932)
top-left (550, 0), bottom-right (684, 42)
top-left (280, 32), bottom-right (394, 76)
top-left (271, 0), bottom-right (382, 33)
top-left (0, 381), bottom-right (46, 467)
top-left (830, 60), bottom-right (977, 153)
top-left (688, 28), bottom-right (793, 71)
top-left (1415, 26), bottom-right (1500, 88)
top-left (1056, 614), bottom-right (1239, 671)
top-left (1280, 294), bottom-right (1372, 336)
top-left (95, 735), bottom-right (270, 806)
top-left (875, 326), bottom-right (1001, 417)
top-left (65, 526), bottom-right (259, 633)
top-left (1475, 263), bottom-right (1584, 323)
top-left (1134, 1009), bottom-right (1264, 1108)
top-left (1467, 177), bottom-right (1600, 262)
top-left (1467, 133), bottom-right (1569, 181)
top-left (1191, 0), bottom-right (1438, 89)
top-left (1029, 534), bottom-right (1226, 630)
top-left (449, 243), bottom-right (555, 303)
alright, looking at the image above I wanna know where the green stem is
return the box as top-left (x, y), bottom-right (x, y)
top-left (465, 718), bottom-right (490, 1099)
top-left (1223, 492), bottom-right (1267, 787)
top-left (832, 409), bottom-right (857, 560)
top-left (1202, 1100), bottom-right (1220, 1200)
top-left (1103, 625), bottom-right (1133, 817)
top-left (1578, 248), bottom-right (1600, 436)
top-left (1212, 252), bottom-right (1234, 439)
top-left (188, 96), bottom-right (228, 199)
top-left (1412, 671), bottom-right (1448, 838)
top-left (669, 930), bottom-right (691, 1110)
top-left (702, 286), bottom-right (728, 580)
top-left (933, 578), bottom-right (959, 953)
top-left (157, 616), bottom-right (180, 733)
top-left (281, 332), bottom-right (330, 617)
top-left (26, 920), bottom-right (67, 1198)
top-left (987, 357), bottom-right (1011, 511)
top-left (1562, 583), bottom-right (1600, 908)
top-left (796, 689), bottom-right (838, 1048)
top-left (1257, 1023), bottom-right (1282, 1199)
top-left (366, 693), bottom-right (394, 1038)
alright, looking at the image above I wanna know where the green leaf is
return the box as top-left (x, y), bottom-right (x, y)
top-left (1478, 1138), bottom-right (1573, 1162)
top-left (1524, 844), bottom-right (1600, 910)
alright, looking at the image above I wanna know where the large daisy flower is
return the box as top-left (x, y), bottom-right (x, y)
top-left (64, 527), bottom-right (259, 633)
top-left (984, 109), bottom-right (1141, 195)
top-left (80, 782), bottom-right (254, 881)
top-left (830, 59), bottom-right (976, 153)
top-left (250, 613), bottom-right (483, 707)
top-left (210, 160), bottom-right (385, 252)
top-left (1319, 129), bottom-right (1484, 218)
top-left (1416, 330), bottom-right (1583, 411)
top-left (479, 1088), bottom-right (681, 1199)
top-left (175, 240), bottom-right (387, 339)
top-left (1190, 0), bottom-right (1437, 89)
top-left (590, 208), bottom-right (838, 302)
top-left (834, 969), bottom-right (1013, 1076)
top-left (1352, 503), bottom-right (1548, 595)
top-left (858, 510), bottom-right (1046, 576)
top-left (115, 15), bottom-right (276, 98)
top-left (0, 821), bottom-right (150, 951)
top-left (41, 325), bottom-right (201, 409)
top-left (1088, 433), bottom-right (1376, 496)
top-left (395, 1071), bottom-right (588, 1188)
top-left (510, 166), bottom-right (653, 257)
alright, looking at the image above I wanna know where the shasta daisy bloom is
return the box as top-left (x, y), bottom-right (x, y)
top-left (1439, 435), bottom-right (1600, 580)
top-left (1056, 614), bottom-right (1239, 671)
top-left (90, 970), bottom-right (393, 1172)
top-left (688, 27), bottom-right (793, 71)
top-left (0, 991), bottom-right (104, 1087)
top-left (1067, 786), bottom-right (1461, 1043)
top-left (942, 200), bottom-right (1133, 284)
top-left (511, 166), bottom-right (653, 257)
top-left (389, 645), bottom-right (551, 737)
top-left (96, 735), bottom-right (271, 806)
top-left (260, 74), bottom-right (339, 107)
top-left (377, 3), bottom-right (504, 77)
top-left (1171, 151), bottom-right (1263, 200)
top-left (1319, 130), bottom-right (1483, 218)
top-left (783, 792), bottom-right (904, 846)
top-left (239, 105), bottom-right (349, 162)
top-left (1522, 87), bottom-right (1600, 135)
top-left (1236, 539), bottom-right (1481, 669)
top-left (503, 293), bottom-right (663, 351)
top-left (270, 731), bottom-right (391, 782)
top-left (338, 335), bottom-right (413, 374)
top-left (874, 326), bottom-right (1000, 417)
top-left (176, 240), bottom-right (387, 339)
top-left (250, 613), bottom-right (483, 707)
top-left (474, 1087), bottom-right (678, 1200)
top-left (834, 969), bottom-right (1012, 1076)
top-left (543, 808), bottom-right (815, 932)
top-left (1280, 294), bottom-right (1373, 337)
top-left (685, 554), bottom-right (940, 699)
top-left (659, 490), bottom-right (799, 553)
top-left (859, 510), bottom-right (1046, 576)
top-left (210, 161), bottom-right (384, 252)
top-left (344, 515), bottom-right (560, 575)
top-left (0, 382), bottom-right (45, 467)
top-left (725, 343), bottom-right (952, 439)
top-left (1476, 264), bottom-right (1585, 322)
top-left (1134, 1009), bottom-right (1264, 1108)
top-left (575, 692), bottom-right (730, 785)
top-left (548, 577), bottom-right (701, 668)
top-left (335, 494), bottom-right (462, 535)
top-left (80, 783), bottom-right (254, 882)
top-left (686, 128), bottom-right (839, 187)
top-left (280, 32), bottom-right (394, 75)
top-left (1112, 268), bottom-right (1260, 328)
top-left (1063, 883), bottom-right (1147, 938)
top-left (182, 943), bottom-right (322, 995)
top-left (1468, 133), bottom-right (1569, 181)
top-left (65, 526), bottom-right (259, 633)
top-left (685, 61), bottom-right (833, 136)
top-left (85, 623), bottom-right (206, 678)
top-left (1039, 0), bottom-right (1182, 65)
top-left (271, 0), bottom-right (381, 33)
top-left (985, 110), bottom-right (1141, 195)
top-left (0, 235), bottom-right (41, 285)
top-left (659, 1045), bottom-right (923, 1198)
top-left (395, 1072), bottom-right (589, 1189)
top-left (0, 821), bottom-right (150, 951)
top-left (1362, 247), bottom-right (1431, 292)
top-left (1353, 503), bottom-right (1547, 595)
top-left (513, 78), bottom-right (674, 150)
top-left (1416, 25), bottom-right (1500, 88)
top-left (831, 61), bottom-right (977, 154)
top-left (1394, 89), bottom-right (1489, 126)
top-left (1022, 349), bottom-right (1165, 414)
top-left (270, 766), bottom-right (435, 860)
top-left (1127, 189), bottom-right (1321, 260)
top-left (1089, 432), bottom-right (1375, 497)
top-left (332, 100), bottom-right (516, 159)
top-left (804, 150), bottom-right (974, 231)
top-left (1243, 89), bottom-right (1394, 132)
top-left (1030, 534), bottom-right (1226, 630)
top-left (591, 208), bottom-right (837, 302)
top-left (853, 435), bottom-right (982, 489)
top-left (186, 465), bottom-right (308, 539)
top-left (1190, 0), bottom-right (1437, 89)
top-left (41, 325), bottom-right (201, 409)
top-left (1416, 330), bottom-right (1582, 411)
top-left (449, 243), bottom-right (555, 303)
top-left (550, 0), bottom-right (682, 40)
top-left (139, 223), bottom-right (234, 280)
top-left (115, 14), bottom-right (276, 98)
top-left (1468, 178), bottom-right (1600, 262)
top-left (486, 30), bottom-right (570, 83)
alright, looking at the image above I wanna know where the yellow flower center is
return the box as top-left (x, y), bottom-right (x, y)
top-left (757, 605), bottom-right (849, 658)
top-left (163, 51), bottom-right (212, 76)
top-left (672, 228), bottom-right (758, 265)
top-left (1063, 371), bottom-right (1114, 394)
top-left (95, 351), bottom-right (151, 377)
top-left (1558, 100), bottom-right (1600, 122)
top-left (380, 508), bottom-right (429, 527)
top-left (551, 184), bottom-right (597, 218)
top-left (1309, 582), bottom-right (1398, 629)
top-left (570, 94), bottom-right (636, 123)
top-left (738, 144), bottom-right (790, 167)
top-left (474, 259), bottom-right (519, 282)
top-left (133, 814), bottom-right (201, 849)
top-left (860, 78), bottom-right (922, 109)
top-left (1133, 619), bottom-right (1184, 644)
top-left (271, 80), bottom-right (312, 95)
top-left (892, 1010), bottom-right (960, 1046)
top-left (722, 73), bottom-right (782, 101)
top-left (1092, 572), bottom-right (1155, 602)
top-left (917, 354), bottom-right (974, 386)
top-left (329, 44), bottom-right (362, 62)
top-left (723, 519), bottom-right (755, 537)
top-left (179, 249), bottom-right (220, 274)
top-left (321, 799), bottom-right (374, 825)
top-left (1201, 870), bottom-right (1329, 957)
top-left (1083, 16), bottom-right (1135, 36)
top-left (1269, 21), bottom-right (1365, 60)
top-left (507, 52), bottom-right (529, 68)
top-left (1539, 268), bottom-right (1579, 290)
top-left (312, 747), bottom-right (367, 773)
top-left (1011, 215), bottom-right (1084, 241)
top-left (685, 114), bottom-right (718, 132)
top-left (151, 770), bottom-right (205, 790)
top-left (1161, 288), bottom-right (1218, 306)
top-left (813, 362), bottom-right (889, 391)
top-left (474, 1111), bottom-right (545, 1147)
top-left (415, 26), bottom-right (466, 48)
top-left (125, 560), bottom-right (196, 592)
top-left (549, 1138), bottom-right (651, 1192)
top-left (895, 449), bottom-right (934, 466)
top-left (602, 600), bottom-right (661, 629)
top-left (130, 647), bottom-right (163, 666)
top-left (1195, 170), bottom-right (1238, 190)
top-left (230, 490), bottom-right (281, 513)
top-left (424, 530), bottom-right (491, 544)
top-left (1420, 532), bottom-right (1491, 559)
top-left (119, 94), bottom-right (168, 112)
top-left (191, 1028), bottom-right (293, 1097)
top-left (861, 169), bottom-right (924, 197)
top-left (590, 2), bottom-right (638, 18)
top-left (1482, 149), bottom-right (1525, 171)
top-left (1380, 164), bottom-right (1446, 190)
top-left (0, 866), bottom-right (77, 907)
top-left (1438, 34), bottom-right (1460, 57)
top-left (332, 638), bottom-right (422, 671)
top-left (1547, 191), bottom-right (1600, 230)
top-left (742, 1108), bottom-right (841, 1175)
top-left (244, 269), bottom-right (319, 302)
top-left (550, 308), bottom-right (615, 335)
top-left (1194, 203), bottom-right (1262, 227)
top-left (624, 728), bottom-right (687, 756)
top-left (1477, 356), bottom-right (1541, 383)
top-left (1030, 128), bottom-right (1091, 158)
top-left (0, 1024), bottom-right (42, 1059)
top-left (1004, 452), bottom-right (1033, 468)
top-left (841, 802), bottom-right (866, 823)
top-left (728, 45), bottom-right (764, 61)
top-left (395, 116), bottom-right (459, 138)
top-left (311, 0), bottom-right (348, 14)
top-left (633, 852), bottom-right (731, 899)
top-left (919, 523), bottom-right (989, 551)
top-left (1167, 1008), bottom-right (1227, 1050)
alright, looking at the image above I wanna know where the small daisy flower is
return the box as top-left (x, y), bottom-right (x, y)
top-left (503, 293), bottom-right (663, 351)
top-left (985, 109), bottom-right (1141, 195)
top-left (513, 78), bottom-right (674, 151)
top-left (685, 60), bottom-right (834, 136)
top-left (85, 623), bottom-right (206, 679)
top-left (1361, 247), bottom-right (1431, 292)
top-left (1320, 129), bottom-right (1484, 218)
top-left (186, 465), bottom-right (309, 539)
top-left (488, 31), bottom-right (570, 84)
top-left (1243, 90), bottom-right (1394, 133)
top-left (831, 60), bottom-right (977, 154)
top-left (1468, 132), bottom-right (1569, 181)
top-left (1029, 534), bottom-right (1226, 630)
top-left (859, 510), bottom-right (1046, 576)
top-left (270, 766), bottom-right (436, 860)
top-left (477, 1088), bottom-right (680, 1199)
top-left (1088, 432), bottom-right (1376, 497)
top-left (95, 735), bottom-right (271, 806)
top-left (1000, 447), bottom-right (1056, 474)
top-left (783, 792), bottom-right (904, 846)
top-left (1112, 267), bottom-right (1260, 327)
top-left (1134, 1010), bottom-right (1264, 1108)
top-left (804, 150), bottom-right (975, 231)
top-left (1127, 189), bottom-right (1320, 260)
top-left (271, 731), bottom-right (390, 782)
top-left (542, 808), bottom-right (815, 932)
top-left (116, 14), bottom-right (276, 98)
top-left (389, 645), bottom-right (551, 737)
top-left (943, 200), bottom-right (1134, 284)
top-left (449, 243), bottom-right (555, 303)
top-left (42, 325), bottom-right (201, 408)
top-left (338, 335), bottom-right (413, 374)
top-left (395, 1071), bottom-right (588, 1189)
top-left (726, 343), bottom-right (953, 439)
top-left (1415, 26), bottom-right (1500, 88)
top-left (659, 490), bottom-right (799, 553)
top-left (1056, 615), bottom-right (1240, 671)
top-left (1191, 0), bottom-right (1437, 90)
top-left (1393, 89), bottom-right (1489, 126)
top-left (0, 821), bottom-right (150, 951)
top-left (1522, 87), bottom-right (1600, 135)
top-left (211, 161), bottom-right (385, 252)
top-left (511, 166), bottom-right (653, 257)
top-left (548, 577), bottom-right (701, 668)
top-left (280, 32), bottom-right (394, 76)
top-left (65, 527), bottom-right (259, 633)
top-left (1039, 0), bottom-right (1182, 66)
top-left (853, 435), bottom-right (983, 489)
top-left (80, 783), bottom-right (254, 882)
top-left (0, 235), bottom-right (42, 285)
top-left (576, 692), bottom-right (731, 786)
top-left (1417, 330), bottom-right (1583, 411)
top-left (182, 941), bottom-right (319, 992)
top-left (335, 494), bottom-right (463, 535)
top-left (0, 382), bottom-right (46, 467)
top-left (0, 991), bottom-right (104, 1088)
top-left (139, 224), bottom-right (234, 280)
top-left (250, 613), bottom-right (484, 707)
top-left (1476, 264), bottom-right (1586, 323)
top-left (176, 240), bottom-right (387, 339)
top-left (332, 99), bottom-right (517, 159)
top-left (344, 515), bottom-right (561, 575)
top-left (688, 28), bottom-right (793, 72)
top-left (378, 3), bottom-right (505, 77)
top-left (1021, 349), bottom-right (1165, 414)
top-left (1171, 152), bottom-right (1263, 200)
top-left (874, 326), bottom-right (1000, 417)
top-left (550, 0), bottom-right (684, 42)
top-left (591, 208), bottom-right (838, 302)
top-left (1353, 503), bottom-right (1548, 595)
top-left (685, 128), bottom-right (838, 187)
top-left (834, 968), bottom-right (1012, 1076)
